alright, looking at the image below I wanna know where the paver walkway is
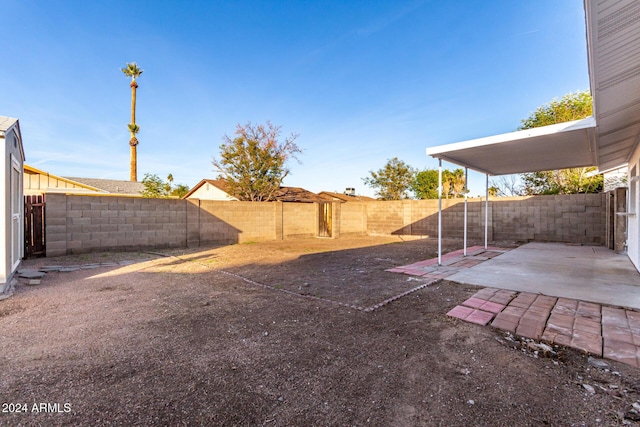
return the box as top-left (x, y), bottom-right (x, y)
top-left (385, 245), bottom-right (510, 280)
top-left (388, 247), bottom-right (640, 368)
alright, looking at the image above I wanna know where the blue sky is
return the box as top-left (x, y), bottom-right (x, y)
top-left (2, 0), bottom-right (589, 197)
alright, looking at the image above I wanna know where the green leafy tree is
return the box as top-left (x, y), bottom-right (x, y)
top-left (522, 169), bottom-right (603, 195)
top-left (363, 157), bottom-right (416, 200)
top-left (212, 121), bottom-right (301, 201)
top-left (518, 91), bottom-right (593, 130)
top-left (446, 169), bottom-right (466, 198)
top-left (171, 184), bottom-right (190, 198)
top-left (412, 169), bottom-right (439, 199)
top-left (141, 173), bottom-right (189, 198)
top-left (412, 168), bottom-right (466, 199)
top-left (141, 173), bottom-right (164, 198)
top-left (516, 90), bottom-right (603, 195)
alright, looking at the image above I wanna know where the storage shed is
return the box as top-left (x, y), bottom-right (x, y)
top-left (0, 116), bottom-right (25, 294)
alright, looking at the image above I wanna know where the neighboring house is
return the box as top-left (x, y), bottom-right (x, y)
top-left (273, 187), bottom-right (334, 203)
top-left (319, 190), bottom-right (376, 202)
top-left (184, 179), bottom-right (332, 203)
top-left (183, 179), bottom-right (239, 201)
top-left (427, 0), bottom-right (640, 272)
top-left (63, 177), bottom-right (145, 196)
top-left (24, 164), bottom-right (104, 195)
top-left (24, 165), bottom-right (146, 196)
top-left (0, 116), bottom-right (25, 294)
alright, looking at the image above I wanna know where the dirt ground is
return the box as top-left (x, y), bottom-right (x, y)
top-left (1, 236), bottom-right (640, 426)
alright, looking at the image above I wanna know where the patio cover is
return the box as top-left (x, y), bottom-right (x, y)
top-left (426, 117), bottom-right (597, 176)
top-left (427, 0), bottom-right (640, 177)
top-left (425, 0), bottom-right (640, 265)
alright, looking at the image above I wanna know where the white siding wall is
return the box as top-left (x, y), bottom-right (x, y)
top-left (627, 145), bottom-right (640, 271)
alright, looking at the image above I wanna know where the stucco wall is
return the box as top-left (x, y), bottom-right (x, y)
top-left (46, 193), bottom-right (607, 256)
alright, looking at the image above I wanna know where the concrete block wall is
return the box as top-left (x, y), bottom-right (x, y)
top-left (282, 202), bottom-right (317, 238)
top-left (46, 195), bottom-right (319, 256)
top-left (365, 201), bottom-right (405, 235)
top-left (339, 202), bottom-right (367, 235)
top-left (46, 194), bottom-right (187, 256)
top-left (196, 200), bottom-right (277, 244)
top-left (45, 193), bottom-right (607, 256)
top-left (357, 194), bottom-right (604, 244)
top-left (407, 199), bottom-right (487, 239)
top-left (491, 194), bottom-right (605, 244)
top-left (361, 199), bottom-right (489, 239)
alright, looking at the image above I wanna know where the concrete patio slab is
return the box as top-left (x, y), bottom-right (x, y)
top-left (446, 242), bottom-right (640, 310)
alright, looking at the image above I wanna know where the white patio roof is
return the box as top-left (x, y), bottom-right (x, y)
top-left (427, 0), bottom-right (640, 176)
top-left (427, 117), bottom-right (597, 175)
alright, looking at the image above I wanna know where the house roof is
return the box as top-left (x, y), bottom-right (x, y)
top-left (184, 178), bottom-right (331, 202)
top-left (24, 164), bottom-right (104, 193)
top-left (64, 177), bottom-right (146, 195)
top-left (274, 187), bottom-right (334, 203)
top-left (319, 191), bottom-right (376, 202)
top-left (182, 179), bottom-right (234, 199)
top-left (427, 0), bottom-right (640, 176)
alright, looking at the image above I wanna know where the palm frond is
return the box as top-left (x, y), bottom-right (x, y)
top-left (122, 62), bottom-right (144, 80)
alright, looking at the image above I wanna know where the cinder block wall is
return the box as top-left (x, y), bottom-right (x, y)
top-left (282, 202), bottom-right (317, 238)
top-left (490, 194), bottom-right (606, 244)
top-left (360, 199), bottom-right (488, 239)
top-left (195, 200), bottom-right (278, 245)
top-left (339, 202), bottom-right (367, 235)
top-left (356, 194), bottom-right (605, 244)
top-left (46, 193), bottom-right (188, 256)
top-left (45, 193), bottom-right (606, 256)
top-left (365, 201), bottom-right (404, 235)
top-left (46, 195), bottom-right (318, 256)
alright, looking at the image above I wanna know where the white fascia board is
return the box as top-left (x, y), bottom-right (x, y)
top-left (427, 117), bottom-right (597, 157)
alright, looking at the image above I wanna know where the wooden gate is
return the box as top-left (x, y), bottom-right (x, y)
top-left (25, 195), bottom-right (46, 258)
top-left (318, 202), bottom-right (332, 237)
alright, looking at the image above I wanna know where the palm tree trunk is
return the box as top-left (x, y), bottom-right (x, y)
top-left (130, 80), bottom-right (138, 181)
top-left (130, 80), bottom-right (138, 124)
top-left (130, 139), bottom-right (138, 182)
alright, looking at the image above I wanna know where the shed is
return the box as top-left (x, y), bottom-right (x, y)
top-left (0, 116), bottom-right (25, 294)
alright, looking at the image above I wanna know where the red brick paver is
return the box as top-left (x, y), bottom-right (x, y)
top-left (447, 288), bottom-right (640, 367)
top-left (389, 249), bottom-right (640, 368)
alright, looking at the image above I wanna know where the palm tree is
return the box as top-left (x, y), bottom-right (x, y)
top-left (127, 123), bottom-right (141, 182)
top-left (122, 62), bottom-right (143, 181)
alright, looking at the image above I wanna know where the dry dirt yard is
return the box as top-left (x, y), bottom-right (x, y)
top-left (1, 236), bottom-right (640, 426)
